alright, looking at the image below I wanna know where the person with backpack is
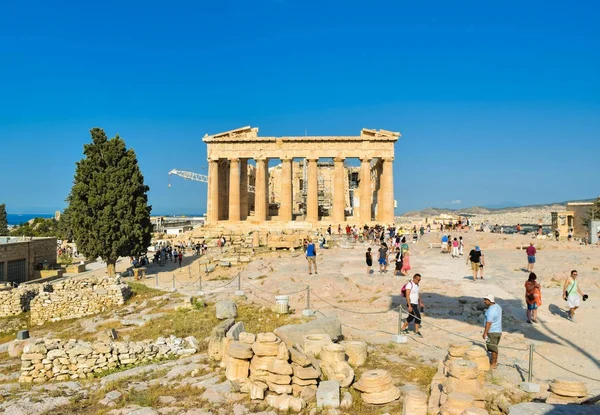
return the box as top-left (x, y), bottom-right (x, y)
top-left (401, 273), bottom-right (425, 337)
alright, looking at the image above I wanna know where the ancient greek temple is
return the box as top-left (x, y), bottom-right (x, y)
top-left (203, 126), bottom-right (399, 225)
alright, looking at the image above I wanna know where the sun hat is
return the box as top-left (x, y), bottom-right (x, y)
top-left (484, 294), bottom-right (495, 303)
top-left (475, 246), bottom-right (481, 251)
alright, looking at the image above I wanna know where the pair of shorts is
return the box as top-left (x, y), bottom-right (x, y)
top-left (527, 256), bottom-right (536, 264)
top-left (471, 262), bottom-right (480, 272)
top-left (406, 303), bottom-right (422, 325)
top-left (307, 256), bottom-right (316, 265)
top-left (366, 259), bottom-right (373, 267)
top-left (486, 332), bottom-right (501, 353)
top-left (378, 258), bottom-right (387, 265)
top-left (567, 294), bottom-right (580, 308)
top-left (527, 303), bottom-right (538, 310)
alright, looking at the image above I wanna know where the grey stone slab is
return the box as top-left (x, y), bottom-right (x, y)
top-left (508, 402), bottom-right (600, 414)
top-left (215, 300), bottom-right (237, 319)
top-left (317, 380), bottom-right (340, 409)
top-left (226, 321), bottom-right (246, 340)
top-left (274, 316), bottom-right (342, 347)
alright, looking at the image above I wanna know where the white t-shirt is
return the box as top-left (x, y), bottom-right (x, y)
top-left (406, 281), bottom-right (420, 305)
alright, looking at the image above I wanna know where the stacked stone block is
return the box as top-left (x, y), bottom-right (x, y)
top-left (546, 378), bottom-right (587, 404)
top-left (19, 335), bottom-right (198, 383)
top-left (30, 276), bottom-right (131, 325)
top-left (353, 369), bottom-right (401, 405)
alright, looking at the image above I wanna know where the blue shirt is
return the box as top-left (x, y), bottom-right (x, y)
top-left (306, 243), bottom-right (316, 257)
top-left (485, 303), bottom-right (502, 333)
top-left (441, 235), bottom-right (448, 243)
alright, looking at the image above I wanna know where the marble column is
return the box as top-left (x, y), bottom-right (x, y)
top-left (255, 158), bottom-right (267, 222)
top-left (228, 158), bottom-right (241, 221)
top-left (380, 157), bottom-right (395, 224)
top-left (359, 157), bottom-right (372, 223)
top-left (240, 159), bottom-right (248, 220)
top-left (208, 159), bottom-right (219, 223)
top-left (306, 158), bottom-right (319, 222)
top-left (265, 158), bottom-right (270, 219)
top-left (332, 157), bottom-right (345, 223)
top-left (280, 158), bottom-right (293, 221)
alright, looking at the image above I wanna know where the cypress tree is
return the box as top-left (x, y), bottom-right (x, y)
top-left (0, 204), bottom-right (8, 236)
top-left (67, 128), bottom-right (152, 276)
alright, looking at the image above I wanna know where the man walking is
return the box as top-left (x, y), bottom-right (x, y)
top-left (525, 242), bottom-right (536, 272)
top-left (378, 242), bottom-right (388, 273)
top-left (306, 237), bottom-right (317, 275)
top-left (467, 246), bottom-right (485, 280)
top-left (482, 294), bottom-right (502, 369)
top-left (563, 270), bottom-right (586, 321)
top-left (401, 273), bottom-right (425, 337)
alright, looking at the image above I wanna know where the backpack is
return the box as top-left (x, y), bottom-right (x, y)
top-left (400, 280), bottom-right (413, 297)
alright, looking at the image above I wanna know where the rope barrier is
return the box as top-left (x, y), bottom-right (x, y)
top-left (310, 291), bottom-right (400, 315)
top-left (533, 351), bottom-right (600, 382)
top-left (243, 277), bottom-right (306, 296)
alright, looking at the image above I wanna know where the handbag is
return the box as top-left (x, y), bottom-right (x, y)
top-left (564, 280), bottom-right (575, 300)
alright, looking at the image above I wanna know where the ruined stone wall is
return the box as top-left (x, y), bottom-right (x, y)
top-left (19, 335), bottom-right (198, 383)
top-left (29, 276), bottom-right (131, 325)
top-left (0, 284), bottom-right (50, 317)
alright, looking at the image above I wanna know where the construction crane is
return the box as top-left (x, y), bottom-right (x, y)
top-left (168, 169), bottom-right (254, 192)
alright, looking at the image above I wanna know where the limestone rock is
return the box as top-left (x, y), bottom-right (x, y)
top-left (267, 372), bottom-right (292, 385)
top-left (257, 332), bottom-right (278, 343)
top-left (403, 389), bottom-right (428, 415)
top-left (267, 381), bottom-right (293, 394)
top-left (321, 360), bottom-right (354, 388)
top-left (341, 340), bottom-right (367, 367)
top-left (292, 363), bottom-right (319, 379)
top-left (549, 379), bottom-right (587, 397)
top-left (289, 344), bottom-right (312, 366)
top-left (226, 322), bottom-right (246, 340)
top-left (252, 340), bottom-right (280, 357)
top-left (292, 376), bottom-right (318, 386)
top-left (317, 380), bottom-right (340, 409)
top-left (267, 358), bottom-right (293, 375)
top-left (250, 380), bottom-right (268, 400)
top-left (250, 355), bottom-right (276, 372)
top-left (303, 334), bottom-right (332, 358)
top-left (448, 342), bottom-right (472, 358)
top-left (300, 385), bottom-right (318, 402)
top-left (265, 394), bottom-right (306, 412)
top-left (227, 342), bottom-right (254, 360)
top-left (239, 332), bottom-right (256, 344)
top-left (448, 359), bottom-right (479, 380)
top-left (361, 385), bottom-right (401, 405)
top-left (276, 341), bottom-right (289, 360)
top-left (207, 318), bottom-right (235, 361)
top-left (320, 344), bottom-right (346, 364)
top-left (440, 392), bottom-right (475, 415)
top-left (225, 357), bottom-right (250, 382)
top-left (340, 391), bottom-right (353, 409)
top-left (215, 300), bottom-right (237, 319)
top-left (353, 369), bottom-right (393, 393)
top-left (461, 407), bottom-right (489, 414)
top-left (275, 316), bottom-right (342, 347)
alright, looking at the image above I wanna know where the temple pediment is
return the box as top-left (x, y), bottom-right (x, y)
top-left (360, 128), bottom-right (400, 138)
top-left (203, 126), bottom-right (259, 141)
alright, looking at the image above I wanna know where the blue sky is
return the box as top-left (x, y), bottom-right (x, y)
top-left (1, 0), bottom-right (598, 215)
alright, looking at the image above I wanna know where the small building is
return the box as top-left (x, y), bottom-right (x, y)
top-left (566, 201), bottom-right (597, 236)
top-left (0, 237), bottom-right (57, 284)
top-left (551, 211), bottom-right (575, 237)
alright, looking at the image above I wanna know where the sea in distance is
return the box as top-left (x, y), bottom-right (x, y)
top-left (7, 213), bottom-right (206, 226)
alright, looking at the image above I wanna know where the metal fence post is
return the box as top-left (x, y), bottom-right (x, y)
top-left (306, 285), bottom-right (311, 310)
top-left (393, 308), bottom-right (407, 343)
top-left (528, 343), bottom-right (534, 383)
top-left (172, 275), bottom-right (176, 291)
top-left (398, 308), bottom-right (403, 336)
top-left (155, 273), bottom-right (159, 289)
top-left (238, 273), bottom-right (241, 291)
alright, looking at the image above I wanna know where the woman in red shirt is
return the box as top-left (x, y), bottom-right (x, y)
top-left (525, 272), bottom-right (542, 323)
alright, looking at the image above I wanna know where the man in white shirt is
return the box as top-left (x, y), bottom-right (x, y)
top-left (401, 273), bottom-right (425, 337)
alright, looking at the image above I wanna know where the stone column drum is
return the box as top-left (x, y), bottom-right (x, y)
top-left (332, 157), bottom-right (345, 223)
top-left (240, 158), bottom-right (248, 220)
top-left (208, 159), bottom-right (220, 223)
top-left (228, 158), bottom-right (241, 221)
top-left (359, 157), bottom-right (372, 222)
top-left (280, 158), bottom-right (293, 222)
top-left (379, 157), bottom-right (394, 224)
top-left (255, 158), bottom-right (268, 222)
top-left (306, 158), bottom-right (319, 222)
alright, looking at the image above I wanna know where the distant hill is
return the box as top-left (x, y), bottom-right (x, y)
top-left (401, 198), bottom-right (596, 217)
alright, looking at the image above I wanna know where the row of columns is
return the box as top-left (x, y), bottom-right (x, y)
top-left (207, 157), bottom-right (394, 224)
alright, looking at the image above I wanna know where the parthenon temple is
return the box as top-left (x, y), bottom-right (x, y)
top-left (203, 126), bottom-right (400, 226)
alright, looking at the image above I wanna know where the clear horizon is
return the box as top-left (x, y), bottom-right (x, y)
top-left (1, 1), bottom-right (598, 214)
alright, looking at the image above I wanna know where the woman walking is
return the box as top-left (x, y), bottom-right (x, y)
top-left (394, 251), bottom-right (403, 276)
top-left (401, 248), bottom-right (411, 276)
top-left (524, 273), bottom-right (542, 323)
top-left (365, 248), bottom-right (373, 275)
top-left (451, 237), bottom-right (459, 258)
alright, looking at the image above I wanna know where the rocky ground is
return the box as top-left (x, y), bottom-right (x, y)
top-left (0, 230), bottom-right (598, 414)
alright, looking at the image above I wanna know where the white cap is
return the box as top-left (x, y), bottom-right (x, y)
top-left (484, 294), bottom-right (495, 303)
